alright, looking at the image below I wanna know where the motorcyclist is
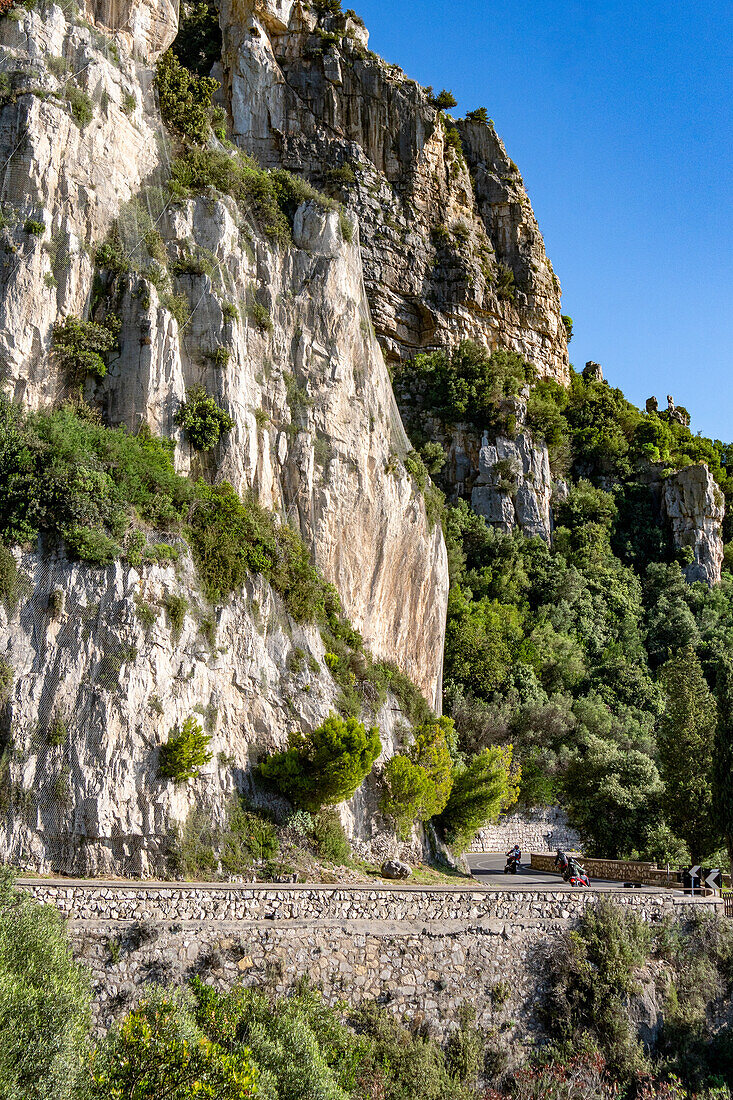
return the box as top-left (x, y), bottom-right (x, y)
top-left (505, 844), bottom-right (521, 871)
top-left (554, 848), bottom-right (569, 877)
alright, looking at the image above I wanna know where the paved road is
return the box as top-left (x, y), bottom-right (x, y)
top-left (466, 853), bottom-right (675, 893)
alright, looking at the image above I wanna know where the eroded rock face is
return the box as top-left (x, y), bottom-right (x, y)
top-left (471, 430), bottom-right (553, 542)
top-left (0, 4), bottom-right (448, 707)
top-left (662, 464), bottom-right (724, 586)
top-left (0, 549), bottom-right (414, 875)
top-left (0, 0), bottom-right (451, 873)
top-left (220, 0), bottom-right (570, 383)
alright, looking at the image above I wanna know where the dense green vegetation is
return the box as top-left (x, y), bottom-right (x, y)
top-left (3, 880), bottom-right (733, 1099)
top-left (397, 344), bottom-right (733, 863)
top-left (541, 897), bottom-right (733, 1091)
top-left (260, 713), bottom-right (382, 812)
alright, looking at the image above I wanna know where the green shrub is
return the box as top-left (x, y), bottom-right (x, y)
top-left (465, 107), bottom-right (490, 124)
top-left (23, 218), bottom-right (44, 235)
top-left (154, 49), bottom-right (219, 144)
top-left (208, 346), bottom-right (231, 368)
top-left (496, 262), bottom-right (516, 301)
top-left (88, 989), bottom-right (258, 1099)
top-left (169, 0), bottom-right (222, 78)
top-left (64, 80), bottom-right (93, 127)
top-left (324, 164), bottom-right (356, 187)
top-left (159, 715), bottom-right (213, 783)
top-left (51, 314), bottom-right (120, 382)
top-left (419, 441), bottom-right (446, 476)
top-left (381, 721), bottom-right (454, 839)
top-left (248, 300), bottom-right (273, 331)
top-left (437, 745), bottom-right (518, 853)
top-left (121, 92), bottom-right (136, 115)
top-left (46, 712), bottom-right (67, 747)
top-left (224, 803), bottom-right (279, 864)
top-left (64, 526), bottom-right (120, 564)
top-left (221, 300), bottom-right (239, 322)
top-left (0, 870), bottom-right (92, 1100)
top-left (47, 55), bottom-right (70, 77)
top-left (171, 247), bottom-right (215, 277)
top-left (541, 898), bottom-right (652, 1078)
top-left (0, 544), bottom-right (18, 609)
top-left (163, 593), bottom-right (188, 636)
top-left (395, 340), bottom-right (535, 428)
top-left (187, 481), bottom-right (277, 603)
top-left (432, 89), bottom-right (457, 109)
top-left (311, 808), bottom-right (351, 864)
top-left (174, 386), bottom-right (234, 450)
top-left (169, 148), bottom-right (337, 248)
top-left (259, 712), bottom-right (381, 811)
top-left (403, 449), bottom-right (429, 493)
top-left (562, 314), bottom-right (573, 342)
top-left (338, 209), bottom-right (353, 244)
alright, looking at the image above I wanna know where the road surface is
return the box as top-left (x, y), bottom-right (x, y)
top-left (466, 853), bottom-right (675, 893)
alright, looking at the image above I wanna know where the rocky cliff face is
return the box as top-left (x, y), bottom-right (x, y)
top-left (0, 0), bottom-right (458, 873)
top-left (0, 0), bottom-right (447, 706)
top-left (662, 464), bottom-right (724, 586)
top-left (0, 547), bottom-right (416, 876)
top-left (221, 0), bottom-right (570, 383)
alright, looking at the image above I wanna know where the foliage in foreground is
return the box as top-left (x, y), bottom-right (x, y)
top-left (541, 897), bottom-right (733, 1088)
top-left (0, 870), bottom-right (91, 1100)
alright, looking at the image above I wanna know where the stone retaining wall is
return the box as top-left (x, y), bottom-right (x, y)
top-left (22, 879), bottom-right (707, 924)
top-left (530, 853), bottom-right (677, 886)
top-left (22, 880), bottom-right (721, 1046)
top-left (470, 807), bottom-right (580, 853)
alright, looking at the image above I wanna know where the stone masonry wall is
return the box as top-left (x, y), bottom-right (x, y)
top-left (531, 853), bottom-right (681, 887)
top-left (21, 881), bottom-right (721, 1044)
top-left (470, 808), bottom-right (581, 854)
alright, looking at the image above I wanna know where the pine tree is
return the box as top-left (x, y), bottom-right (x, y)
top-left (714, 654), bottom-right (733, 875)
top-left (658, 647), bottom-right (720, 862)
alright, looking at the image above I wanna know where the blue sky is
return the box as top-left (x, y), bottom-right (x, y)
top-left (353, 0), bottom-right (733, 441)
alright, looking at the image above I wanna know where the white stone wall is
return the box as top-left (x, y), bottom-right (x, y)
top-left (469, 807), bottom-right (581, 853)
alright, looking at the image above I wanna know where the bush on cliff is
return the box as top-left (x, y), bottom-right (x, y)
top-left (174, 386), bottom-right (234, 451)
top-left (259, 712), bottom-right (381, 812)
top-left (381, 721), bottom-right (454, 839)
top-left (0, 869), bottom-right (91, 1100)
top-left (52, 315), bottom-right (121, 383)
top-left (159, 715), bottom-right (213, 783)
top-left (437, 744), bottom-right (519, 853)
top-left (396, 340), bottom-right (535, 429)
top-left (154, 49), bottom-right (219, 145)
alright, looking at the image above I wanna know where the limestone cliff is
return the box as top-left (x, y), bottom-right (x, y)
top-left (0, 0), bottom-right (457, 873)
top-left (0, 0), bottom-right (447, 706)
top-left (221, 0), bottom-right (570, 382)
top-left (662, 464), bottom-right (724, 586)
top-left (0, 547), bottom-right (418, 875)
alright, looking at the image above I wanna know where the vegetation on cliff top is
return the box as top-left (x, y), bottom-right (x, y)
top-left (396, 342), bottom-right (733, 865)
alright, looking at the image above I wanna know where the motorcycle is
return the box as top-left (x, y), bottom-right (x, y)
top-left (504, 848), bottom-right (522, 874)
top-left (565, 858), bottom-right (590, 888)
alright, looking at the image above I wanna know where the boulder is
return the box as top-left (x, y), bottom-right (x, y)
top-left (381, 860), bottom-right (412, 880)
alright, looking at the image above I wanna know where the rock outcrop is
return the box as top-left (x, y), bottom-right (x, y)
top-left (470, 430), bottom-right (553, 541)
top-left (0, 547), bottom-right (423, 875)
top-left (0, 2), bottom-right (448, 706)
top-left (662, 464), bottom-right (724, 586)
top-left (221, 0), bottom-right (570, 383)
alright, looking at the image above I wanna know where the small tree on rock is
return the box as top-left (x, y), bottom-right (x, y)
top-left (259, 712), bottom-right (381, 811)
top-left (381, 721), bottom-right (454, 839)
